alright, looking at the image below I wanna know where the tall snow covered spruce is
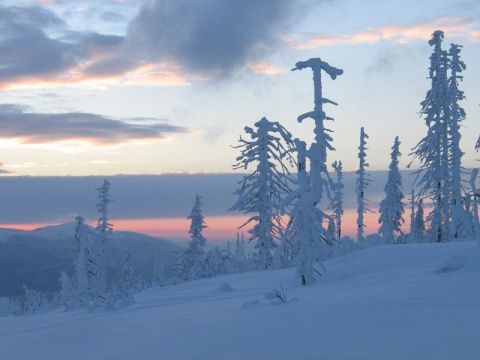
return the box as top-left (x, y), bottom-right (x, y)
top-left (153, 250), bottom-right (165, 286)
top-left (177, 194), bottom-right (208, 281)
top-left (230, 117), bottom-right (296, 270)
top-left (410, 30), bottom-right (449, 243)
top-left (356, 127), bottom-right (372, 242)
top-left (410, 31), bottom-right (470, 242)
top-left (94, 179), bottom-right (113, 299)
top-left (469, 169), bottom-right (480, 245)
top-left (73, 215), bottom-right (90, 304)
top-left (408, 189), bottom-right (425, 243)
top-left (378, 136), bottom-right (404, 244)
top-left (330, 160), bottom-right (344, 242)
top-left (285, 58), bottom-right (343, 285)
top-left (447, 43), bottom-right (469, 240)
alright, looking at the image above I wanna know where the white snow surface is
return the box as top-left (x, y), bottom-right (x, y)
top-left (1, 241), bottom-right (479, 360)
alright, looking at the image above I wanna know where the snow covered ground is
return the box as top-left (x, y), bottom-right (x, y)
top-left (1, 241), bottom-right (479, 360)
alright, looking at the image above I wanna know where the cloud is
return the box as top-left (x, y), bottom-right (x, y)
top-left (0, 1), bottom-right (310, 89)
top-left (286, 17), bottom-right (480, 49)
top-left (247, 62), bottom-right (285, 75)
top-left (0, 6), bottom-right (74, 86)
top-left (0, 103), bottom-right (192, 145)
top-left (0, 4), bottom-right (186, 89)
top-left (0, 163), bottom-right (12, 175)
top-left (0, 174), bottom-right (245, 224)
top-left (120, 0), bottom-right (302, 78)
top-left (0, 171), bottom-right (422, 238)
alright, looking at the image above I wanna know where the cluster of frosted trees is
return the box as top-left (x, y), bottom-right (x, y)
top-left (226, 30), bottom-right (480, 285)
top-left (4, 180), bottom-right (146, 314)
top-left (60, 180), bottom-right (147, 310)
top-left (170, 195), bottom-right (248, 283)
top-left (5, 30), bottom-right (479, 315)
top-left (75, 30), bottom-right (480, 294)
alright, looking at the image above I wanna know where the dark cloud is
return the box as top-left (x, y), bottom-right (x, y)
top-left (0, 104), bottom-right (191, 145)
top-left (0, 5), bottom-right (75, 83)
top-left (0, 5), bottom-right (124, 87)
top-left (0, 174), bottom-right (245, 223)
top-left (0, 170), bottom-right (421, 225)
top-left (122, 0), bottom-right (302, 77)
top-left (0, 1), bottom-right (314, 87)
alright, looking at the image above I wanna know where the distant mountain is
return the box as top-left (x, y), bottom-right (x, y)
top-left (0, 223), bottom-right (184, 297)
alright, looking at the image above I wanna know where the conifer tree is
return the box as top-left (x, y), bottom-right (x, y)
top-left (234, 232), bottom-right (247, 272)
top-left (447, 43), bottom-right (468, 239)
top-left (410, 30), bottom-right (450, 242)
top-left (378, 136), bottom-right (404, 244)
top-left (408, 189), bottom-right (418, 243)
top-left (414, 198), bottom-right (426, 243)
top-left (356, 127), bottom-right (372, 242)
top-left (282, 140), bottom-right (326, 285)
top-left (73, 215), bottom-right (90, 303)
top-left (153, 250), bottom-right (164, 286)
top-left (330, 160), bottom-right (344, 241)
top-left (469, 169), bottom-right (480, 245)
top-left (94, 179), bottom-right (113, 298)
top-left (286, 58), bottom-right (342, 285)
top-left (178, 194), bottom-right (207, 281)
top-left (230, 117), bottom-right (295, 270)
top-left (119, 248), bottom-right (137, 304)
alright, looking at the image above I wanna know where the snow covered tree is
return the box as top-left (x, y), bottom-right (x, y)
top-left (93, 179), bottom-right (113, 298)
top-left (119, 248), bottom-right (137, 305)
top-left (73, 215), bottom-right (90, 304)
top-left (378, 136), bottom-right (404, 244)
top-left (330, 160), bottom-right (344, 241)
top-left (56, 271), bottom-right (76, 309)
top-left (408, 189), bottom-right (418, 243)
top-left (469, 169), bottom-right (480, 245)
top-left (414, 198), bottom-right (426, 243)
top-left (282, 140), bottom-right (327, 284)
top-left (447, 43), bottom-right (468, 240)
top-left (234, 232), bottom-right (247, 272)
top-left (410, 30), bottom-right (450, 243)
top-left (203, 247), bottom-right (223, 278)
top-left (22, 286), bottom-right (51, 314)
top-left (410, 32), bottom-right (472, 242)
top-left (153, 250), bottom-right (164, 286)
top-left (176, 195), bottom-right (207, 281)
top-left (285, 58), bottom-right (342, 285)
top-left (230, 117), bottom-right (295, 270)
top-left (356, 127), bottom-right (373, 242)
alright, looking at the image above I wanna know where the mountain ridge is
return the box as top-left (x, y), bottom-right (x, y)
top-left (0, 223), bottom-right (184, 297)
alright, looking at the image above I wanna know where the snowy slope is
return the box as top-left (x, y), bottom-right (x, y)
top-left (0, 241), bottom-right (479, 360)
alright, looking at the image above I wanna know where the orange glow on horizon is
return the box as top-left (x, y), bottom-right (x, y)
top-left (0, 222), bottom-right (64, 232)
top-left (113, 215), bottom-right (253, 240)
top-left (0, 210), bottom-right (405, 242)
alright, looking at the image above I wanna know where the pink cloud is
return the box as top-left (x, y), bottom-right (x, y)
top-left (1, 63), bottom-right (191, 91)
top-left (286, 17), bottom-right (479, 49)
top-left (247, 62), bottom-right (285, 75)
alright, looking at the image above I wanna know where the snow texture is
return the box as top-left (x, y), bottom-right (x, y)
top-left (1, 241), bottom-right (479, 359)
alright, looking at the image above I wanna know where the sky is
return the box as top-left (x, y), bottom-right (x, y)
top-left (0, 0), bottom-right (479, 241)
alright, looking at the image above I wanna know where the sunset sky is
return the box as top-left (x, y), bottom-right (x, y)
top-left (0, 0), bottom-right (479, 242)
